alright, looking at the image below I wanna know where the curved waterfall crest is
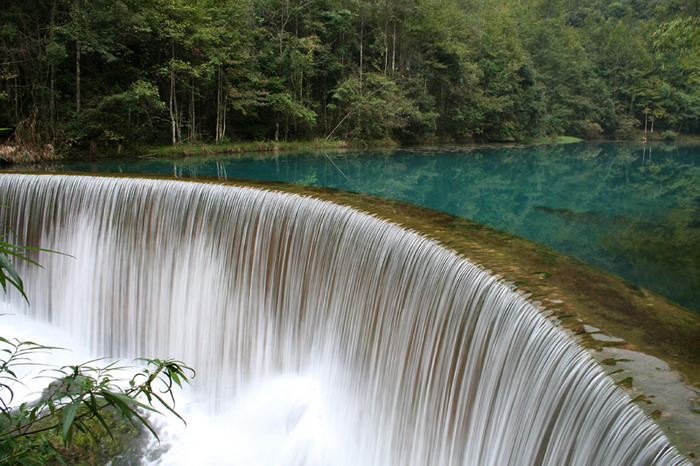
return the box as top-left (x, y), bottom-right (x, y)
top-left (0, 174), bottom-right (689, 465)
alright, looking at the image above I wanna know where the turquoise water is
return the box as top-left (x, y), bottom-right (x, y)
top-left (51, 142), bottom-right (700, 312)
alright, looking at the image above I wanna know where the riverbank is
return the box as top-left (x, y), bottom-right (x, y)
top-left (143, 138), bottom-right (398, 158)
top-left (143, 136), bottom-right (589, 158)
top-left (4, 132), bottom-right (700, 164)
top-left (0, 139), bottom-right (378, 165)
top-left (1, 138), bottom-right (397, 164)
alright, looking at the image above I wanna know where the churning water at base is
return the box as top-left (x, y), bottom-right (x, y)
top-left (0, 174), bottom-right (689, 465)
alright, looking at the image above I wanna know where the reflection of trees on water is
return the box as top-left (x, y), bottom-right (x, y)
top-left (531, 201), bottom-right (699, 311)
top-left (312, 143), bottom-right (699, 311)
top-left (335, 143), bottom-right (699, 311)
top-left (599, 206), bottom-right (700, 312)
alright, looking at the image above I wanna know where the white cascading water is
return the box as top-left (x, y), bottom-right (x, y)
top-left (0, 174), bottom-right (689, 465)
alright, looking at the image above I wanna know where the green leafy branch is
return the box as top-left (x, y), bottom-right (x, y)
top-left (2, 357), bottom-right (193, 442)
top-left (0, 232), bottom-right (68, 302)
top-left (0, 334), bottom-right (194, 463)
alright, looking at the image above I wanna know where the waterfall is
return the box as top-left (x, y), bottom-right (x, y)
top-left (0, 174), bottom-right (688, 465)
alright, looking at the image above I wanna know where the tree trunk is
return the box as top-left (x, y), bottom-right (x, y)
top-left (169, 67), bottom-right (177, 145)
top-left (50, 64), bottom-right (55, 129)
top-left (221, 97), bottom-right (226, 141)
top-left (215, 68), bottom-right (227, 143)
top-left (168, 40), bottom-right (180, 144)
top-left (75, 40), bottom-right (81, 115)
top-left (13, 72), bottom-right (19, 123)
top-left (189, 85), bottom-right (196, 142)
top-left (384, 22), bottom-right (389, 75)
top-left (50, 0), bottom-right (57, 131)
top-left (215, 70), bottom-right (221, 143)
top-left (176, 97), bottom-right (182, 143)
top-left (391, 22), bottom-right (397, 72)
top-left (279, 11), bottom-right (288, 56)
top-left (359, 12), bottom-right (364, 80)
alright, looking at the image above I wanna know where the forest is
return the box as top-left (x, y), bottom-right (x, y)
top-left (1, 0), bottom-right (699, 155)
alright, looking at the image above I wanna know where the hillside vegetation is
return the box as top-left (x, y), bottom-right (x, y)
top-left (1, 0), bottom-right (699, 155)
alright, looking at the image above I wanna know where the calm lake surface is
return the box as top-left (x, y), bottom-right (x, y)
top-left (52, 142), bottom-right (700, 312)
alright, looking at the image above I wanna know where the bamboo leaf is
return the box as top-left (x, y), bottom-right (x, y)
top-left (102, 391), bottom-right (158, 413)
top-left (61, 400), bottom-right (80, 442)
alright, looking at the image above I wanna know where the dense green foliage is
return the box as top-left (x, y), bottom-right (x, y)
top-left (0, 349), bottom-right (192, 464)
top-left (1, 0), bottom-right (699, 153)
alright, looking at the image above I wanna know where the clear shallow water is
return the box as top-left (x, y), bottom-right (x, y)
top-left (53, 142), bottom-right (700, 312)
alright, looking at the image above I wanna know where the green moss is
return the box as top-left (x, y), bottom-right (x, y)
top-left (691, 396), bottom-right (700, 414)
top-left (48, 408), bottom-right (150, 465)
top-left (557, 136), bottom-right (584, 144)
top-left (618, 377), bottom-right (634, 389)
top-left (631, 394), bottom-right (653, 404)
top-left (523, 135), bottom-right (584, 144)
